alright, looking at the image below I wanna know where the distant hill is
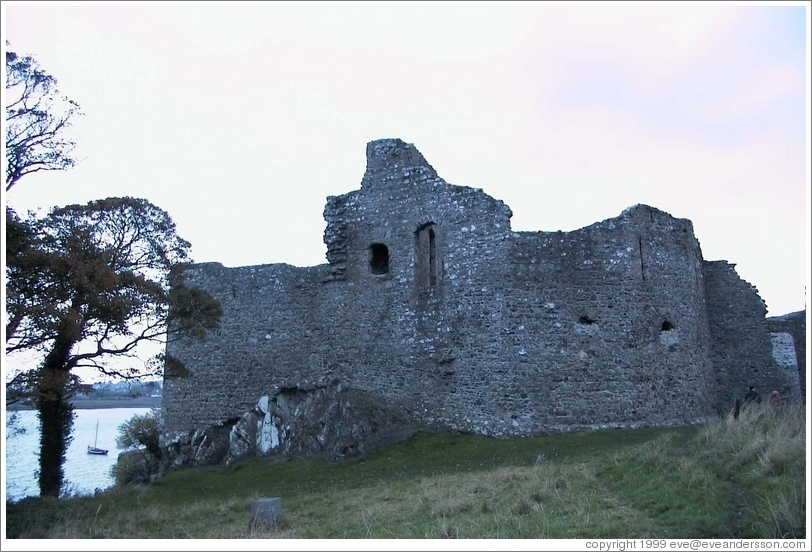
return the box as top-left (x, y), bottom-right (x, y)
top-left (75, 379), bottom-right (162, 401)
top-left (7, 379), bottom-right (163, 411)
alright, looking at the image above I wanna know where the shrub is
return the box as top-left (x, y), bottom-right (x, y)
top-left (111, 409), bottom-right (162, 486)
top-left (111, 450), bottom-right (160, 486)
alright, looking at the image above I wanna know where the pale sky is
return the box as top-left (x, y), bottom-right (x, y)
top-left (3, 1), bottom-right (809, 325)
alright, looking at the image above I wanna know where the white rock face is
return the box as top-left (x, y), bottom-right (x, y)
top-left (257, 395), bottom-right (280, 454)
top-left (258, 395), bottom-right (270, 412)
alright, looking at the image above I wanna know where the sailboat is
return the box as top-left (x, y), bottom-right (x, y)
top-left (87, 419), bottom-right (109, 455)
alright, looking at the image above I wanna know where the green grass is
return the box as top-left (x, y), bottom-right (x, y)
top-left (5, 403), bottom-right (806, 539)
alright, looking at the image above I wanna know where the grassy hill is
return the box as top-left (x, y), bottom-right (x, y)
top-left (4, 402), bottom-right (806, 539)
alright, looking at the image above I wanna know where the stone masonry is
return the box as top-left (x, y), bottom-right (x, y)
top-left (767, 310), bottom-right (806, 405)
top-left (161, 138), bottom-right (804, 469)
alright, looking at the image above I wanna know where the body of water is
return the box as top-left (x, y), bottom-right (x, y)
top-left (5, 407), bottom-right (152, 502)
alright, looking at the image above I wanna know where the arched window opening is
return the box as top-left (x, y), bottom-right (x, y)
top-left (370, 243), bottom-right (389, 274)
top-left (415, 223), bottom-right (442, 286)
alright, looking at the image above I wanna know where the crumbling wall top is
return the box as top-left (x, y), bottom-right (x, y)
top-left (361, 138), bottom-right (438, 188)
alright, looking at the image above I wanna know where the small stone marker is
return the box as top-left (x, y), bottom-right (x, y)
top-left (250, 497), bottom-right (284, 527)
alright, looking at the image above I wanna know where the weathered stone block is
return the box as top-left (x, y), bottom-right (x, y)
top-left (250, 497), bottom-right (283, 527)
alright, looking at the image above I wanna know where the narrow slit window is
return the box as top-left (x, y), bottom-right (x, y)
top-left (428, 227), bottom-right (437, 286)
top-left (370, 243), bottom-right (389, 274)
top-left (416, 223), bottom-right (442, 286)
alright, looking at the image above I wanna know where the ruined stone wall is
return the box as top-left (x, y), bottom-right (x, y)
top-left (162, 262), bottom-right (335, 433)
top-left (162, 138), bottom-right (803, 453)
top-left (767, 310), bottom-right (807, 404)
top-left (284, 140), bottom-right (520, 434)
top-left (702, 262), bottom-right (801, 408)
top-left (501, 204), bottom-right (717, 432)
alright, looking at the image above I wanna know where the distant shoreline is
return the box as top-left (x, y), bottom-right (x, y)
top-left (7, 396), bottom-right (162, 411)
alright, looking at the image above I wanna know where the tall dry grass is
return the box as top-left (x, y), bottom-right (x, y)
top-left (693, 402), bottom-right (806, 538)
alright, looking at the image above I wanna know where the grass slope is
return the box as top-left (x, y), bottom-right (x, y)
top-left (4, 402), bottom-right (806, 539)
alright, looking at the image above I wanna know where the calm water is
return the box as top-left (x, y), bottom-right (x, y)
top-left (5, 407), bottom-right (152, 502)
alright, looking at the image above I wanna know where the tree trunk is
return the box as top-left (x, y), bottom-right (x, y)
top-left (36, 384), bottom-right (74, 497)
top-left (36, 334), bottom-right (76, 497)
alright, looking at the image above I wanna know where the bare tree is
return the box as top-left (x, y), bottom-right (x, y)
top-left (5, 45), bottom-right (83, 191)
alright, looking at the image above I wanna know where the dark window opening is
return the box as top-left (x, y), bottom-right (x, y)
top-left (661, 320), bottom-right (674, 331)
top-left (370, 243), bottom-right (389, 274)
top-left (415, 223), bottom-right (442, 286)
top-left (428, 227), bottom-right (437, 286)
top-left (578, 315), bottom-right (596, 325)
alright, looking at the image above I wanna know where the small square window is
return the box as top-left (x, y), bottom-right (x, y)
top-left (370, 243), bottom-right (389, 274)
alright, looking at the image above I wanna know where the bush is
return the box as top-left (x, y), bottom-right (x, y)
top-left (111, 450), bottom-right (160, 486)
top-left (111, 409), bottom-right (162, 486)
top-left (115, 408), bottom-right (162, 459)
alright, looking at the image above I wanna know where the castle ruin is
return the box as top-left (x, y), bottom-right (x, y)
top-left (160, 139), bottom-right (804, 468)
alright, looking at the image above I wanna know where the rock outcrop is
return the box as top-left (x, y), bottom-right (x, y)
top-left (160, 380), bottom-right (415, 471)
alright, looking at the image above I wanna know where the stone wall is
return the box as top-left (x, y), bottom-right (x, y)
top-left (767, 310), bottom-right (807, 404)
top-left (162, 138), bottom-right (804, 465)
top-left (503, 204), bottom-right (717, 429)
top-left (703, 261), bottom-right (801, 407)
